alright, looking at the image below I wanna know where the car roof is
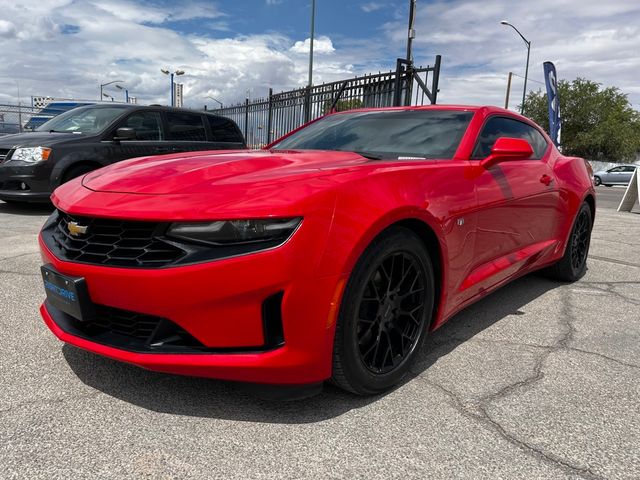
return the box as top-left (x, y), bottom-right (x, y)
top-left (330, 104), bottom-right (530, 120)
top-left (71, 103), bottom-right (222, 116)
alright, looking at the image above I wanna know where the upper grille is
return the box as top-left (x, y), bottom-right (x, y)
top-left (49, 211), bottom-right (186, 268)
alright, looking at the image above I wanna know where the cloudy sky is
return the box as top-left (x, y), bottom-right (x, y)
top-left (1, 0), bottom-right (639, 110)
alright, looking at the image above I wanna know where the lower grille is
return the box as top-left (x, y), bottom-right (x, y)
top-left (88, 305), bottom-right (165, 340)
top-left (49, 302), bottom-right (207, 353)
top-left (47, 211), bottom-right (186, 268)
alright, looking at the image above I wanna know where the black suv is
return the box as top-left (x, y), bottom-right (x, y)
top-left (0, 104), bottom-right (246, 203)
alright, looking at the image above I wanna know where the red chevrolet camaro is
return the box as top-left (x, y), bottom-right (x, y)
top-left (39, 105), bottom-right (595, 395)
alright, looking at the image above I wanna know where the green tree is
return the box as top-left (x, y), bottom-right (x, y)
top-left (323, 98), bottom-right (363, 114)
top-left (522, 78), bottom-right (640, 162)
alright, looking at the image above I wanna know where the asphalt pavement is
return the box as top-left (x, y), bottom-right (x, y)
top-left (0, 186), bottom-right (638, 479)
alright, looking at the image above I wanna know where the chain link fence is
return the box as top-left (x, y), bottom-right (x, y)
top-left (0, 104), bottom-right (40, 136)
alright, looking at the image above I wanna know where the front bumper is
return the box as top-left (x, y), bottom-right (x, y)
top-left (38, 223), bottom-right (345, 385)
top-left (0, 163), bottom-right (52, 202)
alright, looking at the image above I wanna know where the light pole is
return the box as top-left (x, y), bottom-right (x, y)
top-left (115, 84), bottom-right (130, 103)
top-left (100, 80), bottom-right (123, 102)
top-left (308, 0), bottom-right (316, 88)
top-left (501, 20), bottom-right (530, 114)
top-left (406, 0), bottom-right (416, 62)
top-left (161, 68), bottom-right (185, 107)
top-left (102, 92), bottom-right (114, 102)
top-left (206, 96), bottom-right (223, 109)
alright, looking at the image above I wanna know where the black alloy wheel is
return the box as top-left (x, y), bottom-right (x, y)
top-left (570, 208), bottom-right (590, 272)
top-left (357, 252), bottom-right (425, 374)
top-left (545, 202), bottom-right (592, 282)
top-left (332, 227), bottom-right (435, 395)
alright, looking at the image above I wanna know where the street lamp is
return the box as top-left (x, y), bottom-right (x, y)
top-left (161, 68), bottom-right (185, 107)
top-left (115, 84), bottom-right (130, 104)
top-left (501, 20), bottom-right (530, 114)
top-left (100, 80), bottom-right (124, 102)
top-left (102, 92), bottom-right (114, 102)
top-left (206, 96), bottom-right (223, 109)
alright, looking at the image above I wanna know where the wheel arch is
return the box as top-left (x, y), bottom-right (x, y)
top-left (51, 153), bottom-right (109, 188)
top-left (392, 218), bottom-right (443, 327)
top-left (583, 193), bottom-right (596, 225)
top-left (333, 214), bottom-right (446, 331)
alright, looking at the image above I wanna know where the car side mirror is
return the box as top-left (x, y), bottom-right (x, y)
top-left (114, 127), bottom-right (136, 142)
top-left (480, 137), bottom-right (534, 169)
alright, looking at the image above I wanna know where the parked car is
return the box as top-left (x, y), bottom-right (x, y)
top-left (23, 101), bottom-right (95, 131)
top-left (39, 105), bottom-right (595, 396)
top-left (593, 164), bottom-right (638, 186)
top-left (0, 104), bottom-right (246, 203)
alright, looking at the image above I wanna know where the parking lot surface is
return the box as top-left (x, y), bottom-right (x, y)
top-left (1, 186), bottom-right (639, 479)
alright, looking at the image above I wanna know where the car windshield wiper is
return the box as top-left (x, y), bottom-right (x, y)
top-left (354, 151), bottom-right (384, 160)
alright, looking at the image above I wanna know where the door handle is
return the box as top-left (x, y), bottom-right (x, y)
top-left (540, 174), bottom-right (553, 186)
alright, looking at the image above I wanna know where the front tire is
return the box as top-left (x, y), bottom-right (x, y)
top-left (546, 202), bottom-right (592, 282)
top-left (593, 176), bottom-right (601, 186)
top-left (332, 227), bottom-right (435, 395)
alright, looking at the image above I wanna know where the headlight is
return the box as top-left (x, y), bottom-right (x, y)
top-left (9, 146), bottom-right (52, 164)
top-left (167, 218), bottom-right (303, 247)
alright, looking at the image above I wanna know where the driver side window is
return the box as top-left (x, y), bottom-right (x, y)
top-left (119, 111), bottom-right (163, 141)
top-left (472, 116), bottom-right (548, 160)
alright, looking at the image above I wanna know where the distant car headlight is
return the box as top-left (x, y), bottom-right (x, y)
top-left (9, 146), bottom-right (52, 164)
top-left (167, 218), bottom-right (303, 248)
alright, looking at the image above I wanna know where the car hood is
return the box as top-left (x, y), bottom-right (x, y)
top-left (82, 149), bottom-right (372, 195)
top-left (0, 131), bottom-right (88, 148)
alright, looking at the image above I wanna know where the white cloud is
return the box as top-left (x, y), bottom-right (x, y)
top-left (0, 19), bottom-right (17, 38)
top-left (382, 0), bottom-right (640, 108)
top-left (361, 2), bottom-right (386, 13)
top-left (290, 36), bottom-right (336, 55)
top-left (0, 1), bottom-right (351, 107)
top-left (0, 0), bottom-right (638, 112)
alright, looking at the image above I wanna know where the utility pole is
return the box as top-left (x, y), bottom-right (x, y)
top-left (504, 72), bottom-right (513, 109)
top-left (406, 0), bottom-right (417, 62)
top-left (308, 0), bottom-right (316, 88)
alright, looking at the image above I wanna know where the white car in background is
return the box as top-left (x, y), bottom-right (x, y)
top-left (593, 164), bottom-right (638, 186)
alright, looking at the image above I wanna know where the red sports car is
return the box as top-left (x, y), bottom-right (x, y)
top-left (39, 106), bottom-right (595, 395)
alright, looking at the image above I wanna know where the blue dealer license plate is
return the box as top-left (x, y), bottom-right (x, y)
top-left (41, 264), bottom-right (95, 321)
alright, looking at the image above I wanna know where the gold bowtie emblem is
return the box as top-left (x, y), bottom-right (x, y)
top-left (68, 221), bottom-right (88, 237)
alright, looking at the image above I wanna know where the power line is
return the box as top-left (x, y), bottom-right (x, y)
top-left (511, 72), bottom-right (544, 85)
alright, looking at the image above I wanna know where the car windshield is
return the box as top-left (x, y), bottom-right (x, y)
top-left (36, 106), bottom-right (128, 134)
top-left (271, 109), bottom-right (474, 160)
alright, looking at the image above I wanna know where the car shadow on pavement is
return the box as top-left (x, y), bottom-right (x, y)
top-left (0, 201), bottom-right (54, 216)
top-left (62, 273), bottom-right (562, 424)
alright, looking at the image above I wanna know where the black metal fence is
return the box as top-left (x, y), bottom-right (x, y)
top-left (211, 56), bottom-right (441, 148)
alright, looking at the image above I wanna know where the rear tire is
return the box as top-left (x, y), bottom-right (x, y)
top-left (593, 176), bottom-right (601, 186)
top-left (62, 164), bottom-right (99, 184)
top-left (546, 202), bottom-right (592, 282)
top-left (331, 227), bottom-right (435, 395)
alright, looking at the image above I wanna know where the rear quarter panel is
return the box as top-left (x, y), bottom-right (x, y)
top-left (551, 154), bottom-right (596, 252)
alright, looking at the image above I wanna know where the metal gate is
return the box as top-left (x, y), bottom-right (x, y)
top-left (210, 56), bottom-right (442, 147)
